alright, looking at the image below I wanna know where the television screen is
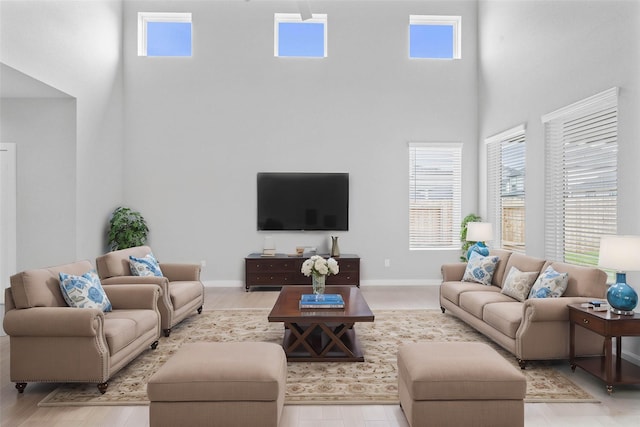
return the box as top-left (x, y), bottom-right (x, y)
top-left (257, 173), bottom-right (349, 231)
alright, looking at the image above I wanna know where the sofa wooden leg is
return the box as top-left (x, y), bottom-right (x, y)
top-left (97, 382), bottom-right (109, 394)
top-left (151, 340), bottom-right (159, 350)
top-left (440, 307), bottom-right (446, 313)
top-left (163, 328), bottom-right (171, 337)
top-left (15, 383), bottom-right (27, 393)
top-left (517, 358), bottom-right (527, 369)
top-left (197, 306), bottom-right (203, 314)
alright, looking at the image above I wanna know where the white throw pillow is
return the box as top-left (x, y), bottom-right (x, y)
top-left (500, 266), bottom-right (539, 302)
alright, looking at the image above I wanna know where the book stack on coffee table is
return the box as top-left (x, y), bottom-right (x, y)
top-left (299, 294), bottom-right (345, 309)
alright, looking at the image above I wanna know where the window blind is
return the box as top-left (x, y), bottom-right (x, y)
top-left (486, 125), bottom-right (526, 253)
top-left (409, 143), bottom-right (462, 249)
top-left (542, 88), bottom-right (618, 266)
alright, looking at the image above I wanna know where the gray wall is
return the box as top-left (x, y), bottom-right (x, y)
top-left (123, 0), bottom-right (479, 284)
top-left (477, 0), bottom-right (640, 362)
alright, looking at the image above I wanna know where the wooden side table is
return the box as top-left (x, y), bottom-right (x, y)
top-left (568, 303), bottom-right (640, 394)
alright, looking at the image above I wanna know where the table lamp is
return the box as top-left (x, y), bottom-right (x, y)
top-left (598, 235), bottom-right (640, 315)
top-left (466, 222), bottom-right (493, 261)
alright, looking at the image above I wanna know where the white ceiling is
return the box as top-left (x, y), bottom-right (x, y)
top-left (1, 63), bottom-right (71, 98)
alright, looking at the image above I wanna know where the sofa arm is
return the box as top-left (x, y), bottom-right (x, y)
top-left (441, 263), bottom-right (467, 282)
top-left (159, 263), bottom-right (201, 282)
top-left (103, 284), bottom-right (161, 310)
top-left (522, 297), bottom-right (593, 322)
top-left (3, 307), bottom-right (103, 337)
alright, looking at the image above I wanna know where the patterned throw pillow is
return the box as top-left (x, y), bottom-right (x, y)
top-left (462, 252), bottom-right (500, 286)
top-left (59, 270), bottom-right (112, 312)
top-left (528, 265), bottom-right (569, 298)
top-left (129, 253), bottom-right (163, 277)
top-left (500, 266), bottom-right (540, 302)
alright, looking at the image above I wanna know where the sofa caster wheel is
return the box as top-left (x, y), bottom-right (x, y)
top-left (163, 329), bottom-right (171, 337)
top-left (151, 340), bottom-right (159, 350)
top-left (197, 306), bottom-right (203, 314)
top-left (517, 358), bottom-right (527, 370)
top-left (97, 382), bottom-right (109, 394)
top-left (15, 383), bottom-right (27, 393)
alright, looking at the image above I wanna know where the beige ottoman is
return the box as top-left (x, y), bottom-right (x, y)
top-left (397, 342), bottom-right (526, 427)
top-left (147, 342), bottom-right (287, 427)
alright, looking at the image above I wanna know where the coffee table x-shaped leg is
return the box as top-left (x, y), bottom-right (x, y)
top-left (283, 322), bottom-right (363, 362)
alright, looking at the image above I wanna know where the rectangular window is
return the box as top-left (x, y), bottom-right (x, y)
top-left (409, 143), bottom-right (462, 249)
top-left (487, 125), bottom-right (526, 253)
top-left (409, 15), bottom-right (461, 59)
top-left (138, 12), bottom-right (192, 57)
top-left (542, 88), bottom-right (618, 267)
top-left (275, 13), bottom-right (327, 58)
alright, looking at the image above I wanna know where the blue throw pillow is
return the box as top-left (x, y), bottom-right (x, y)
top-left (462, 252), bottom-right (500, 286)
top-left (129, 252), bottom-right (163, 277)
top-left (59, 270), bottom-right (112, 312)
top-left (528, 265), bottom-right (569, 298)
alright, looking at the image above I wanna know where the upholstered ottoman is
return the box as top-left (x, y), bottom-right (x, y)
top-left (397, 342), bottom-right (526, 427)
top-left (147, 342), bottom-right (287, 427)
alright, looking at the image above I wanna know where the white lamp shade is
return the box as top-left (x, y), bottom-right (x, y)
top-left (598, 235), bottom-right (640, 271)
top-left (466, 222), bottom-right (493, 242)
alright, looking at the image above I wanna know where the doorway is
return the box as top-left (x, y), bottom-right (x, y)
top-left (1, 143), bottom-right (17, 304)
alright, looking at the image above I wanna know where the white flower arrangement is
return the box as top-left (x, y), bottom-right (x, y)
top-left (301, 255), bottom-right (339, 277)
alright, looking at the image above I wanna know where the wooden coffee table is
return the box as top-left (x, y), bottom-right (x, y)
top-left (268, 285), bottom-right (375, 362)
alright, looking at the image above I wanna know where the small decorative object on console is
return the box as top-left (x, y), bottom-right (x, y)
top-left (301, 255), bottom-right (339, 295)
top-left (598, 235), bottom-right (640, 315)
top-left (465, 222), bottom-right (493, 261)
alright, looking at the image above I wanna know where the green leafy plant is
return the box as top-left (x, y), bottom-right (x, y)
top-left (460, 213), bottom-right (482, 261)
top-left (108, 206), bottom-right (149, 251)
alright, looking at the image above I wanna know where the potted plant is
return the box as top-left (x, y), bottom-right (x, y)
top-left (460, 213), bottom-right (482, 261)
top-left (108, 206), bottom-right (149, 251)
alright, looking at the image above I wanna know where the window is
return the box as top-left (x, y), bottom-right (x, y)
top-left (487, 125), bottom-right (526, 253)
top-left (409, 143), bottom-right (462, 249)
top-left (274, 13), bottom-right (327, 58)
top-left (138, 12), bottom-right (192, 57)
top-left (542, 88), bottom-right (618, 267)
top-left (409, 15), bottom-right (461, 59)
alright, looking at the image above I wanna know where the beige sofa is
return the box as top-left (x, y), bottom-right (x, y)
top-left (3, 260), bottom-right (162, 393)
top-left (440, 249), bottom-right (607, 368)
top-left (96, 246), bottom-right (204, 337)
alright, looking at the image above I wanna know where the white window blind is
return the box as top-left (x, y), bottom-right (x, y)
top-left (542, 88), bottom-right (618, 266)
top-left (486, 125), bottom-right (526, 253)
top-left (409, 143), bottom-right (462, 249)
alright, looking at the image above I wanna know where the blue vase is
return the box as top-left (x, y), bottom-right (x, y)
top-left (466, 241), bottom-right (490, 261)
top-left (606, 272), bottom-right (638, 315)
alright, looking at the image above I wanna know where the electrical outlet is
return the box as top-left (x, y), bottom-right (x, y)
top-left (384, 259), bottom-right (391, 267)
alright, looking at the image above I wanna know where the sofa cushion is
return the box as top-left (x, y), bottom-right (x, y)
top-left (543, 261), bottom-right (607, 298)
top-left (500, 267), bottom-right (539, 302)
top-left (59, 270), bottom-right (112, 312)
top-left (462, 252), bottom-right (500, 286)
top-left (129, 253), bottom-right (163, 277)
top-left (501, 253), bottom-right (546, 288)
top-left (104, 309), bottom-right (159, 354)
top-left (440, 281), bottom-right (501, 305)
top-left (9, 261), bottom-right (95, 309)
top-left (96, 245), bottom-right (154, 279)
top-left (170, 281), bottom-right (204, 310)
top-left (488, 248), bottom-right (514, 287)
top-left (459, 291), bottom-right (516, 319)
top-left (528, 265), bottom-right (569, 298)
top-left (483, 302), bottom-right (523, 339)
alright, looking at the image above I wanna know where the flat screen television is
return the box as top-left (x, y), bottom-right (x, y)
top-left (257, 172), bottom-right (349, 231)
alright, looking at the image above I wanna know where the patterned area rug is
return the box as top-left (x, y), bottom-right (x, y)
top-left (39, 309), bottom-right (596, 406)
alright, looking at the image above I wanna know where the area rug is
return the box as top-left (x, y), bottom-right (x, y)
top-left (38, 309), bottom-right (597, 406)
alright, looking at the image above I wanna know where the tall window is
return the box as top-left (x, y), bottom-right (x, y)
top-left (409, 143), bottom-right (462, 249)
top-left (487, 125), bottom-right (526, 253)
top-left (409, 15), bottom-right (461, 59)
top-left (138, 12), bottom-right (192, 57)
top-left (542, 88), bottom-right (618, 266)
top-left (274, 13), bottom-right (327, 58)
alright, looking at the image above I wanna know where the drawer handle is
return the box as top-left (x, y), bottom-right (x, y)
top-left (583, 319), bottom-right (589, 324)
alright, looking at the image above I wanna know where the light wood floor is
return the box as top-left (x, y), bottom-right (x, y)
top-left (2, 286), bottom-right (640, 426)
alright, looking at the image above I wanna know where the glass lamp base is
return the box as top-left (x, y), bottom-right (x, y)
top-left (466, 242), bottom-right (489, 261)
top-left (609, 307), bottom-right (635, 316)
top-left (606, 272), bottom-right (638, 316)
